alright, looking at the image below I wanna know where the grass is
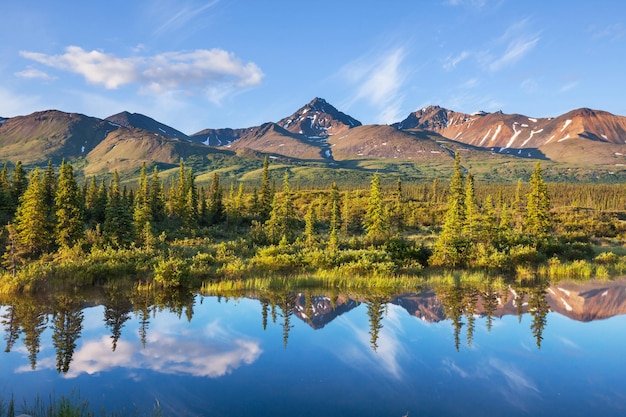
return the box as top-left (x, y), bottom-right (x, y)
top-left (0, 391), bottom-right (164, 417)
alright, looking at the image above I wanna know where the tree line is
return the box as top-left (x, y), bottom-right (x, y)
top-left (0, 155), bottom-right (625, 284)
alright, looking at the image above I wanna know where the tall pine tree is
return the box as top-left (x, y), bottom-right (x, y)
top-left (55, 161), bottom-right (84, 248)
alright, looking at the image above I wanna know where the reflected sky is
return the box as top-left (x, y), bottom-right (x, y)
top-left (1, 293), bottom-right (626, 417)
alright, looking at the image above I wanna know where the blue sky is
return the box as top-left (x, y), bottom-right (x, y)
top-left (2, 0), bottom-right (625, 134)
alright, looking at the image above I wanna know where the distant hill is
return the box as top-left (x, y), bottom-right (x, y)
top-left (84, 127), bottom-right (230, 175)
top-left (106, 111), bottom-right (190, 141)
top-left (2, 98), bottom-right (626, 179)
top-left (0, 110), bottom-right (117, 164)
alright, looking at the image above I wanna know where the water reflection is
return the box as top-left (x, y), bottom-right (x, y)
top-left (2, 278), bottom-right (626, 374)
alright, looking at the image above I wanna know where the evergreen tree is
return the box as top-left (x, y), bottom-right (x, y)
top-left (133, 163), bottom-right (153, 245)
top-left (55, 161), bottom-right (84, 248)
top-left (10, 161), bottom-right (27, 209)
top-left (104, 170), bottom-right (134, 247)
top-left (462, 173), bottom-right (477, 240)
top-left (259, 156), bottom-right (272, 220)
top-left (341, 190), bottom-right (351, 235)
top-left (149, 166), bottom-right (166, 223)
top-left (391, 177), bottom-right (404, 232)
top-left (304, 202), bottom-right (317, 247)
top-left (363, 174), bottom-right (387, 242)
top-left (430, 156), bottom-right (466, 267)
top-left (13, 168), bottom-right (53, 257)
top-left (183, 169), bottom-right (199, 229)
top-left (328, 181), bottom-right (341, 229)
top-left (208, 172), bottom-right (225, 224)
top-left (265, 173), bottom-right (297, 243)
top-left (524, 162), bottom-right (551, 241)
top-left (0, 164), bottom-right (12, 223)
top-left (84, 176), bottom-right (99, 224)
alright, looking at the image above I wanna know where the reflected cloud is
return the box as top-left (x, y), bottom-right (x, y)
top-left (21, 320), bottom-right (262, 379)
top-left (337, 305), bottom-right (408, 380)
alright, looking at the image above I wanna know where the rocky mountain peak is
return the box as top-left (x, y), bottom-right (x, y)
top-left (278, 97), bottom-right (362, 138)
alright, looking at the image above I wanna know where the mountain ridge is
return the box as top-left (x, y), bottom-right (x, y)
top-left (1, 99), bottom-right (626, 174)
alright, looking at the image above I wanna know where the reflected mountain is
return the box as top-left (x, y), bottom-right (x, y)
top-left (3, 278), bottom-right (626, 372)
top-left (292, 293), bottom-right (360, 329)
top-left (391, 279), bottom-right (626, 323)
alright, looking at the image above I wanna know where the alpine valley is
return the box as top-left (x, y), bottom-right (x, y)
top-left (2, 97), bottom-right (626, 184)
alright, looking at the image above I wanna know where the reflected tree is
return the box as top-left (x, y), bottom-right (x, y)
top-left (17, 301), bottom-right (48, 369)
top-left (439, 285), bottom-right (465, 352)
top-left (260, 298), bottom-right (269, 331)
top-left (279, 293), bottom-right (296, 348)
top-left (464, 287), bottom-right (479, 348)
top-left (52, 295), bottom-right (84, 373)
top-left (103, 290), bottom-right (133, 352)
top-left (1, 305), bottom-right (21, 353)
top-left (528, 283), bottom-right (549, 349)
top-left (481, 285), bottom-right (499, 333)
top-left (366, 297), bottom-right (386, 352)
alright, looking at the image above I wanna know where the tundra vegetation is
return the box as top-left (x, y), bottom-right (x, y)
top-left (0, 155), bottom-right (625, 294)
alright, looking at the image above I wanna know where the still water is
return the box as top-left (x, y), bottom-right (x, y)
top-left (1, 279), bottom-right (626, 416)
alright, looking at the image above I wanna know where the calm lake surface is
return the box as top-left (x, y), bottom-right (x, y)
top-left (1, 279), bottom-right (626, 417)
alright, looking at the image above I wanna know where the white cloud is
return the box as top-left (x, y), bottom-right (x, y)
top-left (341, 47), bottom-right (408, 124)
top-left (14, 67), bottom-right (54, 80)
top-left (19, 46), bottom-right (264, 102)
top-left (21, 326), bottom-right (262, 379)
top-left (489, 36), bottom-right (539, 72)
top-left (443, 51), bottom-right (470, 71)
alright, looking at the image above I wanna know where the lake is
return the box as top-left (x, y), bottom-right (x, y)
top-left (1, 278), bottom-right (626, 416)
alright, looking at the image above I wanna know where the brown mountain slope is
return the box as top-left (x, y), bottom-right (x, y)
top-left (106, 111), bottom-right (190, 141)
top-left (394, 106), bottom-right (626, 157)
top-left (0, 110), bottom-right (116, 164)
top-left (327, 124), bottom-right (452, 162)
top-left (228, 122), bottom-right (326, 160)
top-left (190, 127), bottom-right (248, 146)
top-left (85, 127), bottom-right (228, 174)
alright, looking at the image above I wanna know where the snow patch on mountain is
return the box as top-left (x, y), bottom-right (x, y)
top-left (561, 119), bottom-right (572, 132)
top-left (505, 123), bottom-right (522, 148)
top-left (491, 124), bottom-right (502, 142)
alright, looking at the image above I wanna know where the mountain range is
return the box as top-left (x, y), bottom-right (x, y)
top-left (290, 278), bottom-right (626, 331)
top-left (1, 97), bottom-right (626, 177)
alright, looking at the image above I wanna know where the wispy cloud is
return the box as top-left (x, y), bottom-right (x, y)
top-left (444, 0), bottom-right (488, 7)
top-left (154, 0), bottom-right (220, 36)
top-left (559, 80), bottom-right (580, 93)
top-left (14, 67), bottom-right (54, 80)
top-left (484, 19), bottom-right (540, 72)
top-left (489, 36), bottom-right (539, 72)
top-left (443, 51), bottom-right (470, 71)
top-left (20, 46), bottom-right (263, 103)
top-left (340, 47), bottom-right (408, 124)
top-left (590, 23), bottom-right (626, 42)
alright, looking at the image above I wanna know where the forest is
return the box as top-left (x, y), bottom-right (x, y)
top-left (1, 154), bottom-right (626, 293)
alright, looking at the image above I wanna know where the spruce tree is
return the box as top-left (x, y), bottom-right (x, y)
top-left (149, 166), bottom-right (165, 223)
top-left (304, 202), bottom-right (317, 247)
top-left (430, 155), bottom-right (466, 267)
top-left (208, 172), bottom-right (225, 224)
top-left (10, 161), bottom-right (27, 209)
top-left (524, 162), bottom-right (551, 241)
top-left (0, 164), bottom-right (12, 223)
top-left (364, 174), bottom-right (387, 242)
top-left (259, 156), bottom-right (272, 220)
top-left (104, 170), bottom-right (134, 247)
top-left (13, 168), bottom-right (53, 256)
top-left (133, 163), bottom-right (152, 245)
top-left (55, 161), bottom-right (84, 248)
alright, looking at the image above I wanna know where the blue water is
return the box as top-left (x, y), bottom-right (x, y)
top-left (1, 291), bottom-right (625, 417)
